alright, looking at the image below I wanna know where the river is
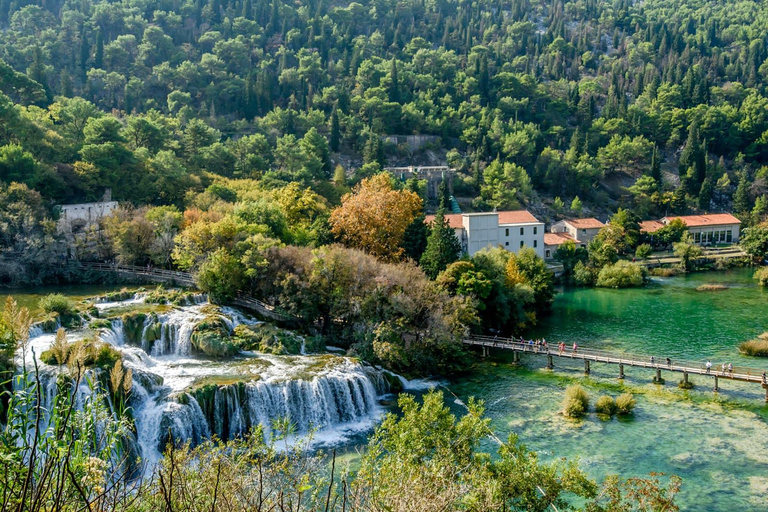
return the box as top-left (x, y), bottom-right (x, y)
top-left (448, 268), bottom-right (768, 511)
top-left (7, 270), bottom-right (768, 510)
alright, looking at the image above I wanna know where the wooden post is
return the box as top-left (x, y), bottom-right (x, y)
top-left (584, 360), bottom-right (590, 375)
top-left (764, 384), bottom-right (768, 403)
top-left (547, 354), bottom-right (553, 370)
top-left (618, 363), bottom-right (625, 379)
top-left (482, 346), bottom-right (488, 357)
top-left (713, 375), bottom-right (719, 392)
top-left (683, 372), bottom-right (689, 385)
top-left (653, 368), bottom-right (664, 384)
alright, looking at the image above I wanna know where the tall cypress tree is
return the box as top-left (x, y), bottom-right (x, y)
top-left (330, 108), bottom-right (340, 152)
top-left (94, 29), bottom-right (103, 69)
top-left (650, 145), bottom-right (662, 190)
top-left (734, 172), bottom-right (751, 213)
top-left (420, 200), bottom-right (461, 279)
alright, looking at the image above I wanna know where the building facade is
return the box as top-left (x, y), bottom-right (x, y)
top-left (425, 210), bottom-right (545, 257)
top-left (550, 218), bottom-right (606, 247)
top-left (57, 200), bottom-right (118, 234)
top-left (661, 214), bottom-right (741, 245)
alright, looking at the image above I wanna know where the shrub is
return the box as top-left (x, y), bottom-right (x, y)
top-left (635, 244), bottom-right (652, 260)
top-left (596, 261), bottom-right (645, 288)
top-left (38, 294), bottom-right (74, 315)
top-left (755, 267), bottom-right (768, 287)
top-left (615, 393), bottom-right (636, 415)
top-left (738, 333), bottom-right (768, 357)
top-left (595, 395), bottom-right (617, 415)
top-left (649, 267), bottom-right (681, 277)
top-left (562, 384), bottom-right (589, 418)
top-left (572, 261), bottom-right (596, 286)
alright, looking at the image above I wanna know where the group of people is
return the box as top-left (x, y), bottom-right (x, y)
top-left (705, 361), bottom-right (734, 376)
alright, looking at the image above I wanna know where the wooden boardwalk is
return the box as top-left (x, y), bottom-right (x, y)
top-left (464, 335), bottom-right (768, 400)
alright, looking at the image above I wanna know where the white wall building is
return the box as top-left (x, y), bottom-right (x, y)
top-left (426, 210), bottom-right (545, 257)
top-left (57, 200), bottom-right (118, 234)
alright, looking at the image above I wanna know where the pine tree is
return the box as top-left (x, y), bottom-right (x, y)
top-left (420, 201), bottom-right (461, 279)
top-left (671, 185), bottom-right (687, 213)
top-left (734, 172), bottom-right (751, 213)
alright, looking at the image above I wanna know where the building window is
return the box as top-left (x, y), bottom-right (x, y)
top-left (520, 227), bottom-right (524, 236)
top-left (505, 228), bottom-right (509, 236)
top-left (533, 240), bottom-right (537, 248)
top-left (582, 229), bottom-right (587, 234)
top-left (726, 230), bottom-right (732, 243)
top-left (520, 241), bottom-right (524, 248)
top-left (505, 241), bottom-right (509, 246)
top-left (546, 249), bottom-right (551, 258)
top-left (533, 226), bottom-right (538, 234)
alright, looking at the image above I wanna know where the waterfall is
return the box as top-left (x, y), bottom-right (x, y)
top-left (99, 318), bottom-right (125, 346)
top-left (17, 294), bottom-right (394, 469)
top-left (191, 362), bottom-right (385, 442)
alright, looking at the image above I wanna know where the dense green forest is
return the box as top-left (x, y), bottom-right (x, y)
top-left (2, 0), bottom-right (768, 217)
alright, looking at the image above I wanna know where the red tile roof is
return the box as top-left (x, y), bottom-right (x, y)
top-left (424, 213), bottom-right (463, 229)
top-left (639, 220), bottom-right (665, 233)
top-left (565, 217), bottom-right (605, 229)
top-left (424, 210), bottom-right (540, 229)
top-left (544, 232), bottom-right (576, 246)
top-left (663, 213), bottom-right (741, 228)
top-left (497, 210), bottom-right (540, 224)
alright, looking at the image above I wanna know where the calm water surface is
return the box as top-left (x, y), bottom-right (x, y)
top-left (450, 268), bottom-right (768, 511)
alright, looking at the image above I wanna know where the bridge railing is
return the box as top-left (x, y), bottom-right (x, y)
top-left (465, 335), bottom-right (767, 381)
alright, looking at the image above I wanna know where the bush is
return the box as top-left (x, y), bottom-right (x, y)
top-left (615, 393), bottom-right (636, 415)
top-left (594, 395), bottom-right (617, 415)
top-left (754, 267), bottom-right (768, 287)
top-left (572, 261), bottom-right (596, 286)
top-left (562, 384), bottom-right (590, 418)
top-left (635, 244), bottom-right (652, 260)
top-left (38, 294), bottom-right (74, 315)
top-left (738, 333), bottom-right (768, 357)
top-left (596, 261), bottom-right (645, 288)
top-left (649, 267), bottom-right (682, 277)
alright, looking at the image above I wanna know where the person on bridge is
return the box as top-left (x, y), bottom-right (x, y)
top-left (706, 360), bottom-right (712, 373)
top-left (651, 356), bottom-right (655, 365)
top-left (559, 342), bottom-right (565, 355)
top-left (728, 363), bottom-right (733, 376)
top-left (763, 371), bottom-right (767, 384)
top-left (666, 357), bottom-right (671, 366)
top-left (572, 342), bottom-right (578, 354)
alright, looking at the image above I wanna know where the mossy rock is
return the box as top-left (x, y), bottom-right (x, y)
top-left (145, 286), bottom-right (197, 306)
top-left (232, 323), bottom-right (305, 355)
top-left (190, 315), bottom-right (238, 357)
top-left (121, 312), bottom-right (149, 346)
top-left (89, 319), bottom-right (113, 330)
top-left (37, 313), bottom-right (60, 333)
top-left (40, 337), bottom-right (122, 370)
top-left (100, 288), bottom-right (142, 302)
top-left (382, 371), bottom-right (404, 393)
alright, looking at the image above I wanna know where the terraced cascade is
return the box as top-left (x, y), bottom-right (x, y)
top-left (18, 290), bottom-right (393, 470)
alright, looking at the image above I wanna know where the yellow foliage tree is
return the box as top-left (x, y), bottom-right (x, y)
top-left (505, 255), bottom-right (525, 287)
top-left (330, 173), bottom-right (422, 261)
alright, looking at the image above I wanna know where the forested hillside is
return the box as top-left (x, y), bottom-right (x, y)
top-left (2, 0), bottom-right (768, 218)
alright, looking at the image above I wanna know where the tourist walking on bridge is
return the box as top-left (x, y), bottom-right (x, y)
top-left (706, 361), bottom-right (712, 373)
top-left (572, 342), bottom-right (578, 354)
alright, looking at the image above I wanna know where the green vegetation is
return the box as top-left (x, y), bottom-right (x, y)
top-left (232, 323), bottom-right (320, 355)
top-left (754, 267), bottom-right (768, 287)
top-left (595, 395), bottom-right (617, 416)
top-left (40, 335), bottom-right (121, 370)
top-left (38, 293), bottom-right (74, 315)
top-left (738, 333), bottom-right (768, 357)
top-left (190, 314), bottom-right (239, 357)
top-left (562, 384), bottom-right (590, 418)
top-left (696, 284), bottom-right (728, 291)
top-left (596, 261), bottom-right (646, 288)
top-left (615, 393), bottom-right (637, 415)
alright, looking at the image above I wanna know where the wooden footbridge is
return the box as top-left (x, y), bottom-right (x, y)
top-left (464, 335), bottom-right (768, 401)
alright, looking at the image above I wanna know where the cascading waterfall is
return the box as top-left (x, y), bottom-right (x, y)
top-left (20, 295), bottom-right (394, 469)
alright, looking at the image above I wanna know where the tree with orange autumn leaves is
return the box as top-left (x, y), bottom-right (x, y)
top-left (330, 173), bottom-right (422, 261)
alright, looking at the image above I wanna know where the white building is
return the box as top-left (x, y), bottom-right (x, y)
top-left (425, 210), bottom-right (545, 257)
top-left (57, 200), bottom-right (118, 234)
top-left (551, 218), bottom-right (606, 247)
top-left (660, 214), bottom-right (741, 245)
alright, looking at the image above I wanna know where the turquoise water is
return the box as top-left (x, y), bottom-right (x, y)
top-left (449, 268), bottom-right (768, 511)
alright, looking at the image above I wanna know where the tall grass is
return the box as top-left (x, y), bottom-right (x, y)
top-left (739, 333), bottom-right (768, 357)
